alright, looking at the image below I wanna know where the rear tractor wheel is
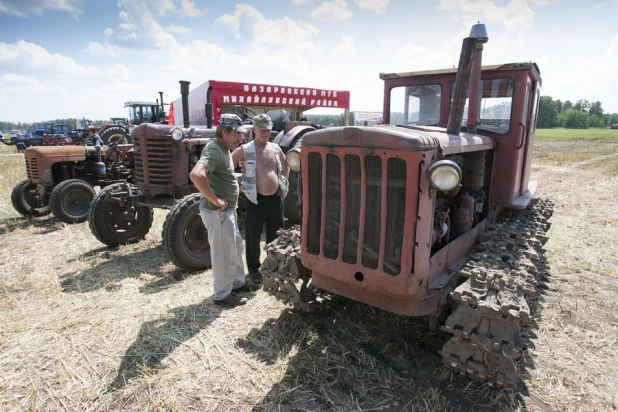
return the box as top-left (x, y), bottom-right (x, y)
top-left (50, 179), bottom-right (95, 224)
top-left (99, 126), bottom-right (131, 145)
top-left (11, 179), bottom-right (51, 217)
top-left (162, 194), bottom-right (211, 272)
top-left (88, 183), bottom-right (153, 246)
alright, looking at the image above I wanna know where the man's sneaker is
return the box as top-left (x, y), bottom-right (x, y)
top-left (214, 293), bottom-right (248, 307)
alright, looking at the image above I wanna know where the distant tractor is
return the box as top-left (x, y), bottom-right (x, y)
top-left (11, 143), bottom-right (134, 223)
top-left (259, 24), bottom-right (554, 389)
top-left (88, 80), bottom-right (350, 271)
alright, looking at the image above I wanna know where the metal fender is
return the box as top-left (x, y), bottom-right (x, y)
top-left (273, 125), bottom-right (316, 149)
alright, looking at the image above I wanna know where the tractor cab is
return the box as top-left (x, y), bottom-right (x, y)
top-left (110, 117), bottom-right (127, 125)
top-left (124, 101), bottom-right (165, 125)
top-left (125, 92), bottom-right (168, 125)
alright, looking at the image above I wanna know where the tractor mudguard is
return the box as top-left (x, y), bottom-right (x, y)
top-left (273, 125), bottom-right (316, 150)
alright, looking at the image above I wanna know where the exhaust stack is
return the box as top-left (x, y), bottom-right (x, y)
top-left (158, 91), bottom-right (165, 122)
top-left (179, 81), bottom-right (191, 128)
top-left (446, 23), bottom-right (489, 136)
top-left (206, 87), bottom-right (213, 129)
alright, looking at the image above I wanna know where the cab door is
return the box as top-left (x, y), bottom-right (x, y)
top-left (519, 78), bottom-right (540, 195)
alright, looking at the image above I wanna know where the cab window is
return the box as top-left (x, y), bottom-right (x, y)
top-left (453, 77), bottom-right (515, 135)
top-left (389, 84), bottom-right (441, 126)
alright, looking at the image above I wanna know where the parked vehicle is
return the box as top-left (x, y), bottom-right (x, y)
top-left (88, 80), bottom-right (350, 271)
top-left (259, 24), bottom-right (554, 389)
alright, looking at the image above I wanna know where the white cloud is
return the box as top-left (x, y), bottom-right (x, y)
top-left (0, 40), bottom-right (100, 75)
top-left (354, 0), bottom-right (389, 13)
top-left (177, 0), bottom-right (206, 18)
top-left (81, 41), bottom-right (123, 57)
top-left (0, 0), bottom-right (82, 18)
top-left (165, 24), bottom-right (192, 33)
top-left (593, 3), bottom-right (608, 9)
top-left (392, 31), bottom-right (468, 71)
top-left (437, 0), bottom-right (535, 31)
top-left (104, 0), bottom-right (177, 50)
top-left (334, 35), bottom-right (356, 52)
top-left (86, 82), bottom-right (148, 98)
top-left (1, 74), bottom-right (71, 95)
top-left (292, 0), bottom-right (310, 4)
top-left (311, 0), bottom-right (353, 21)
top-left (215, 4), bottom-right (319, 47)
top-left (106, 64), bottom-right (132, 79)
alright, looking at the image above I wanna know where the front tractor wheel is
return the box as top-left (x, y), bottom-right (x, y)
top-left (11, 179), bottom-right (51, 217)
top-left (50, 179), bottom-right (96, 224)
top-left (88, 183), bottom-right (153, 246)
top-left (98, 126), bottom-right (131, 145)
top-left (162, 194), bottom-right (211, 272)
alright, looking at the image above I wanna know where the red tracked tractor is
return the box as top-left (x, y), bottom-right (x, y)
top-left (259, 24), bottom-right (554, 389)
top-left (88, 80), bottom-right (350, 272)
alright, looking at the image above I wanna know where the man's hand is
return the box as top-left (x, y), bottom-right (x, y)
top-left (215, 198), bottom-right (228, 211)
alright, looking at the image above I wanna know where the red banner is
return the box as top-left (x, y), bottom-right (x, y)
top-left (209, 80), bottom-right (350, 114)
top-left (173, 80), bottom-right (350, 126)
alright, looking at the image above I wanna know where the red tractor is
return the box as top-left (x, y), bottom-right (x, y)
top-left (88, 80), bottom-right (349, 271)
top-left (259, 24), bottom-right (554, 389)
top-left (12, 143), bottom-right (134, 223)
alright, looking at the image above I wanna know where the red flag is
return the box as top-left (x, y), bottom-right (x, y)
top-left (167, 103), bottom-right (174, 125)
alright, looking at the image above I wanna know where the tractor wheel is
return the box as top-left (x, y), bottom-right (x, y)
top-left (88, 183), bottom-right (153, 246)
top-left (50, 179), bottom-right (96, 224)
top-left (99, 126), bottom-right (131, 145)
top-left (284, 170), bottom-right (302, 225)
top-left (11, 179), bottom-right (51, 217)
top-left (162, 194), bottom-right (211, 272)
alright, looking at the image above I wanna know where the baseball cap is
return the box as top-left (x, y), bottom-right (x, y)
top-left (218, 113), bottom-right (248, 132)
top-left (252, 114), bottom-right (273, 130)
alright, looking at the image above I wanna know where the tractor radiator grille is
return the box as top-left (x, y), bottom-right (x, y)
top-left (306, 152), bottom-right (407, 276)
top-left (25, 156), bottom-right (39, 180)
top-left (134, 136), bottom-right (174, 186)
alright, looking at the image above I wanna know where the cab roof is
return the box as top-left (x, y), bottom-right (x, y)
top-left (380, 62), bottom-right (542, 84)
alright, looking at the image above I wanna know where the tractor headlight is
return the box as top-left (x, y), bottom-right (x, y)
top-left (171, 127), bottom-right (184, 141)
top-left (428, 160), bottom-right (462, 191)
top-left (287, 148), bottom-right (301, 172)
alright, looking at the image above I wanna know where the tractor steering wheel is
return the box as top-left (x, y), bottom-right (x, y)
top-left (232, 105), bottom-right (258, 121)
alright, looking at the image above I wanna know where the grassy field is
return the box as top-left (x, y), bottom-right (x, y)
top-left (1, 128), bottom-right (617, 411)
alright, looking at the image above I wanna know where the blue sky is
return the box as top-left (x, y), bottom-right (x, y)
top-left (1, 0), bottom-right (617, 123)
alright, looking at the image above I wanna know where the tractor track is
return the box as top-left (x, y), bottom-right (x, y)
top-left (259, 198), bottom-right (554, 388)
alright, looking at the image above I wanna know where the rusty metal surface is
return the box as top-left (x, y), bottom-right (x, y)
top-left (441, 198), bottom-right (554, 388)
top-left (25, 146), bottom-right (87, 184)
top-left (260, 226), bottom-right (339, 312)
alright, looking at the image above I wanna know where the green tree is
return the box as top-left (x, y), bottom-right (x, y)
top-left (562, 100), bottom-right (573, 112)
top-left (558, 109), bottom-right (589, 128)
top-left (589, 101), bottom-right (603, 118)
top-left (574, 99), bottom-right (590, 112)
top-left (538, 96), bottom-right (559, 128)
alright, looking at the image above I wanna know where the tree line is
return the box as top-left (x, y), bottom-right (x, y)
top-left (538, 97), bottom-right (618, 129)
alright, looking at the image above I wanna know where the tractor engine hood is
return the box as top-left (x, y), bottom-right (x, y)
top-left (301, 125), bottom-right (440, 152)
top-left (301, 125), bottom-right (495, 155)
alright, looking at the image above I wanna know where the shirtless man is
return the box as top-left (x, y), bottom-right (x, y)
top-left (232, 114), bottom-right (289, 285)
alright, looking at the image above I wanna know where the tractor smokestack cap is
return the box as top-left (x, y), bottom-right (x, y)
top-left (218, 114), bottom-right (249, 133)
top-left (252, 114), bottom-right (273, 131)
top-left (470, 23), bottom-right (488, 43)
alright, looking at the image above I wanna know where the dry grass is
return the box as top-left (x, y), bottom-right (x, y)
top-left (1, 134), bottom-right (618, 411)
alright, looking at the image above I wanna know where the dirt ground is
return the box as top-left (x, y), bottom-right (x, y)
top-left (0, 136), bottom-right (617, 411)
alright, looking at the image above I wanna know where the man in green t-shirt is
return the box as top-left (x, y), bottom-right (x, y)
top-left (190, 114), bottom-right (258, 307)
